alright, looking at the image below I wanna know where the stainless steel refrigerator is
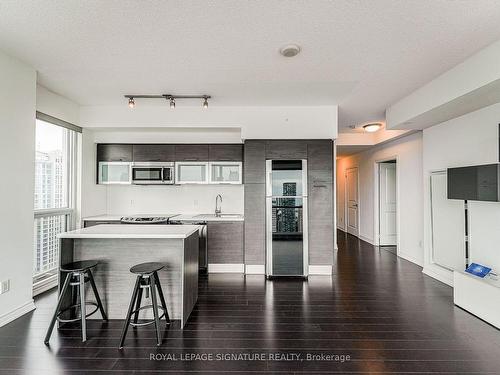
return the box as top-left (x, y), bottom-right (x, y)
top-left (266, 160), bottom-right (308, 277)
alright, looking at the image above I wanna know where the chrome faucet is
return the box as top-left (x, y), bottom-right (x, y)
top-left (215, 194), bottom-right (222, 217)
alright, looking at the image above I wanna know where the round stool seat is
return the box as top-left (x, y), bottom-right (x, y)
top-left (130, 262), bottom-right (164, 275)
top-left (61, 260), bottom-right (98, 272)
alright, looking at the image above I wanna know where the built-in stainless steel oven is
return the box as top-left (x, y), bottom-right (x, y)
top-left (132, 162), bottom-right (175, 184)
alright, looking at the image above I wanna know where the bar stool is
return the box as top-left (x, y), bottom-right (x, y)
top-left (44, 260), bottom-right (107, 345)
top-left (119, 262), bottom-right (170, 348)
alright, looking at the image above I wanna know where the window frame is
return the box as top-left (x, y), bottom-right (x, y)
top-left (33, 112), bottom-right (81, 295)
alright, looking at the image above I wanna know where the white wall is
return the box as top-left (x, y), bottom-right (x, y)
top-left (80, 129), bottom-right (107, 221)
top-left (106, 184), bottom-right (244, 215)
top-left (0, 50), bottom-right (37, 326)
top-left (337, 132), bottom-right (424, 266)
top-left (36, 85), bottom-right (80, 125)
top-left (423, 102), bottom-right (500, 285)
top-left (80, 105), bottom-right (338, 139)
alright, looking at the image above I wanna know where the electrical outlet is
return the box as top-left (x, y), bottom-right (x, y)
top-left (0, 280), bottom-right (10, 294)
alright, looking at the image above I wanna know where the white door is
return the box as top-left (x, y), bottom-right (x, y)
top-left (346, 167), bottom-right (359, 236)
top-left (379, 162), bottom-right (397, 246)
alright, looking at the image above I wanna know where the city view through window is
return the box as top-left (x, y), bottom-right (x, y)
top-left (33, 119), bottom-right (72, 282)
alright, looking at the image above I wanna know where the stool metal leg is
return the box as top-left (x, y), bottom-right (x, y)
top-left (79, 272), bottom-right (87, 342)
top-left (119, 276), bottom-right (141, 349)
top-left (133, 284), bottom-right (143, 325)
top-left (44, 273), bottom-right (72, 345)
top-left (87, 270), bottom-right (108, 321)
top-left (153, 271), bottom-right (170, 323)
top-left (150, 273), bottom-right (162, 346)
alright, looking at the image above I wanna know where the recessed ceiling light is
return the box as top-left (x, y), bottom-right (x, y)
top-left (363, 123), bottom-right (383, 133)
top-left (128, 97), bottom-right (135, 108)
top-left (280, 44), bottom-right (301, 57)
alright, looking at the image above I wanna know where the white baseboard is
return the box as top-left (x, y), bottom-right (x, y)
top-left (245, 265), bottom-right (265, 275)
top-left (308, 265), bottom-right (332, 275)
top-left (398, 252), bottom-right (423, 267)
top-left (0, 299), bottom-right (36, 328)
top-left (208, 263), bottom-right (245, 273)
top-left (33, 274), bottom-right (58, 296)
top-left (422, 264), bottom-right (453, 286)
top-left (358, 234), bottom-right (375, 245)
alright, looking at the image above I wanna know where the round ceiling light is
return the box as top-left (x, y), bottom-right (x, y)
top-left (363, 123), bottom-right (383, 133)
top-left (280, 44), bottom-right (301, 57)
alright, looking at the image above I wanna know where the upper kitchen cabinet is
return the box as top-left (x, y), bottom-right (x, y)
top-left (265, 140), bottom-right (307, 160)
top-left (307, 140), bottom-right (333, 184)
top-left (174, 144), bottom-right (209, 161)
top-left (244, 140), bottom-right (266, 183)
top-left (133, 144), bottom-right (175, 162)
top-left (209, 144), bottom-right (243, 161)
top-left (97, 144), bottom-right (133, 162)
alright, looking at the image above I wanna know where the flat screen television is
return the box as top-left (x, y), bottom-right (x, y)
top-left (447, 164), bottom-right (500, 201)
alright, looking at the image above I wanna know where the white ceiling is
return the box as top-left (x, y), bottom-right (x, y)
top-left (1, 0), bottom-right (500, 131)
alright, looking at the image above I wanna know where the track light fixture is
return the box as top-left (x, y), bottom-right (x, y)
top-left (124, 94), bottom-right (211, 109)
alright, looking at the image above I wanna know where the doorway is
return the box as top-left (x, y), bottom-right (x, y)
top-left (345, 167), bottom-right (359, 237)
top-left (376, 160), bottom-right (398, 253)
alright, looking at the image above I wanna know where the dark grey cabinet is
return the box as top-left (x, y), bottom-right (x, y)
top-left (244, 140), bottom-right (266, 183)
top-left (174, 144), bottom-right (209, 161)
top-left (133, 144), bottom-right (175, 162)
top-left (307, 140), bottom-right (333, 184)
top-left (97, 144), bottom-right (133, 162)
top-left (244, 183), bottom-right (266, 265)
top-left (207, 221), bottom-right (244, 264)
top-left (308, 183), bottom-right (334, 264)
top-left (209, 144), bottom-right (243, 161)
top-left (265, 140), bottom-right (307, 159)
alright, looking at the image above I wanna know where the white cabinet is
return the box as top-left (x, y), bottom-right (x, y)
top-left (209, 162), bottom-right (242, 184)
top-left (98, 162), bottom-right (132, 184)
top-left (175, 162), bottom-right (209, 184)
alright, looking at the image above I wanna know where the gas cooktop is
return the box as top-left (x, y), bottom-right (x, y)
top-left (120, 214), bottom-right (178, 224)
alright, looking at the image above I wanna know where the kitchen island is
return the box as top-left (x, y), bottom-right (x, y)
top-left (58, 224), bottom-right (200, 328)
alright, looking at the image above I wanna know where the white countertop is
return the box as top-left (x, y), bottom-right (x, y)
top-left (82, 214), bottom-right (124, 221)
top-left (58, 224), bottom-right (201, 239)
top-left (82, 213), bottom-right (244, 222)
top-left (172, 213), bottom-right (244, 222)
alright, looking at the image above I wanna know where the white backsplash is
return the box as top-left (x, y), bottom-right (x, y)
top-left (106, 184), bottom-right (244, 215)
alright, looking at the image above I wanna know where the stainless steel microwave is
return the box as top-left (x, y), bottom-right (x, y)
top-left (131, 162), bottom-right (175, 184)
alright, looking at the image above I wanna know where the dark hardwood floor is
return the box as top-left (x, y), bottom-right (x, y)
top-left (1, 230), bottom-right (500, 374)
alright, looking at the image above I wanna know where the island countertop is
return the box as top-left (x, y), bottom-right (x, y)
top-left (58, 224), bottom-right (201, 239)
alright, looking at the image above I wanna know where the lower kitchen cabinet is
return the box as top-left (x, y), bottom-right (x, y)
top-left (207, 221), bottom-right (244, 265)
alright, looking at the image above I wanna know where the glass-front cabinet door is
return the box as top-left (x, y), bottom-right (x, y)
top-left (266, 159), bottom-right (308, 277)
top-left (271, 197), bottom-right (305, 275)
top-left (209, 162), bottom-right (242, 184)
top-left (98, 162), bottom-right (132, 184)
top-left (175, 162), bottom-right (209, 184)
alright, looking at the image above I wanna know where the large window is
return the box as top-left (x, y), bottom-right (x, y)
top-left (33, 113), bottom-right (80, 292)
